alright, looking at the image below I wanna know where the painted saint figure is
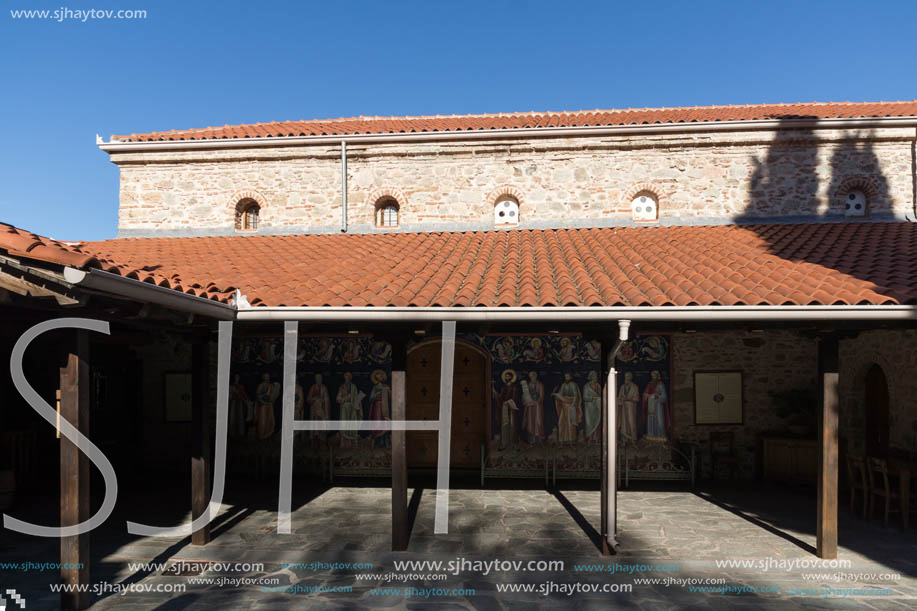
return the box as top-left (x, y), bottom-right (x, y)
top-left (255, 373), bottom-right (280, 439)
top-left (642, 370), bottom-right (669, 441)
top-left (307, 373), bottom-right (331, 448)
top-left (523, 337), bottom-right (545, 362)
top-left (584, 339), bottom-right (601, 362)
top-left (293, 382), bottom-right (305, 440)
top-left (314, 338), bottom-right (334, 362)
top-left (228, 373), bottom-right (250, 438)
top-left (520, 371), bottom-right (544, 444)
top-left (556, 337), bottom-right (576, 362)
top-left (553, 372), bottom-right (583, 443)
top-left (583, 371), bottom-right (602, 442)
top-left (336, 372), bottom-right (365, 448)
top-left (616, 371), bottom-right (639, 441)
top-left (369, 369), bottom-right (392, 448)
top-left (496, 369), bottom-right (520, 449)
top-left (495, 337), bottom-right (515, 363)
top-left (341, 339), bottom-right (361, 363)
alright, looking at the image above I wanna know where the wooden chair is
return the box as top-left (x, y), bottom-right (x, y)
top-left (867, 457), bottom-right (901, 527)
top-left (709, 432), bottom-right (739, 480)
top-left (845, 455), bottom-right (869, 517)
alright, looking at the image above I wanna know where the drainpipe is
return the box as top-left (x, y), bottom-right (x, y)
top-left (341, 141), bottom-right (348, 232)
top-left (911, 127), bottom-right (916, 221)
top-left (606, 320), bottom-right (630, 550)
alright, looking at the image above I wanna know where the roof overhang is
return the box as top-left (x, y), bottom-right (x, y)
top-left (98, 116), bottom-right (917, 153)
top-left (59, 268), bottom-right (917, 324)
top-left (234, 305), bottom-right (917, 323)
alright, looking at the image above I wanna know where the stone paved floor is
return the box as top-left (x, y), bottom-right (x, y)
top-left (2, 479), bottom-right (915, 609)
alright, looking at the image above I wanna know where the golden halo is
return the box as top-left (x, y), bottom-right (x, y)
top-left (371, 369), bottom-right (387, 383)
top-left (501, 368), bottom-right (517, 383)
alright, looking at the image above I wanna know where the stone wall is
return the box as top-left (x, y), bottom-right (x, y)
top-left (671, 330), bottom-right (818, 479)
top-left (839, 329), bottom-right (917, 456)
top-left (110, 127), bottom-right (916, 236)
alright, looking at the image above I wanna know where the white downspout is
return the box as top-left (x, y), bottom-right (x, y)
top-left (341, 140), bottom-right (348, 232)
top-left (606, 319), bottom-right (630, 550)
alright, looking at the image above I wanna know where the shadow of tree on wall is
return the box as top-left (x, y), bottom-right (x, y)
top-left (735, 116), bottom-right (915, 306)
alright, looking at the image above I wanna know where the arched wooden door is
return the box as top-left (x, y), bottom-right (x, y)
top-left (406, 341), bottom-right (487, 468)
top-left (864, 364), bottom-right (889, 459)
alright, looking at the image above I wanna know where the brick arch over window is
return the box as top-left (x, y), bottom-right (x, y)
top-left (624, 182), bottom-right (664, 205)
top-left (228, 190), bottom-right (269, 231)
top-left (366, 188), bottom-right (408, 209)
top-left (833, 175), bottom-right (881, 206)
top-left (227, 190), bottom-right (270, 212)
top-left (487, 185), bottom-right (525, 208)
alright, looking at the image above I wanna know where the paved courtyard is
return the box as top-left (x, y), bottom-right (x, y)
top-left (2, 479), bottom-right (915, 609)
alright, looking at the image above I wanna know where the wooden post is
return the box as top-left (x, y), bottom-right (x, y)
top-left (60, 330), bottom-right (90, 610)
top-left (599, 339), bottom-right (612, 555)
top-left (817, 336), bottom-right (839, 559)
top-left (191, 337), bottom-right (211, 546)
top-left (391, 340), bottom-right (408, 551)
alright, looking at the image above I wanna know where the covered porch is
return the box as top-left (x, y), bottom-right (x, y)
top-left (2, 221), bottom-right (916, 608)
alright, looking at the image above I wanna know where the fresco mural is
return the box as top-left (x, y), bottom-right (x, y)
top-left (230, 334), bottom-right (393, 475)
top-left (614, 334), bottom-right (675, 475)
top-left (484, 334), bottom-right (602, 475)
top-left (614, 334), bottom-right (672, 442)
top-left (226, 331), bottom-right (672, 478)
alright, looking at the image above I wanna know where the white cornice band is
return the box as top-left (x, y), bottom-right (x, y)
top-left (98, 116), bottom-right (917, 153)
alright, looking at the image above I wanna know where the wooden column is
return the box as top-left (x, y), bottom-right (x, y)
top-left (599, 339), bottom-right (612, 555)
top-left (817, 336), bottom-right (839, 559)
top-left (60, 330), bottom-right (90, 610)
top-left (391, 340), bottom-right (408, 551)
top-left (191, 337), bottom-right (211, 546)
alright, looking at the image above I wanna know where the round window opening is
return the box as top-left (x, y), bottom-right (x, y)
top-left (844, 190), bottom-right (867, 217)
top-left (631, 194), bottom-right (658, 221)
top-left (494, 198), bottom-right (520, 225)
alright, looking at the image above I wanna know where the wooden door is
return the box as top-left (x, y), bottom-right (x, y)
top-left (406, 342), bottom-right (486, 468)
top-left (864, 364), bottom-right (889, 459)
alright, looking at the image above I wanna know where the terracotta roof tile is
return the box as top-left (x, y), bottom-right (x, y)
top-left (1, 222), bottom-right (915, 309)
top-left (112, 100), bottom-right (917, 143)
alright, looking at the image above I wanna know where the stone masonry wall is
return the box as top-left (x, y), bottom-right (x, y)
top-left (839, 329), bottom-right (917, 456)
top-left (671, 329), bottom-right (818, 479)
top-left (671, 328), bottom-right (917, 480)
top-left (110, 127), bottom-right (917, 236)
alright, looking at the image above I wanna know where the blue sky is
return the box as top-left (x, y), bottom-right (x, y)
top-left (1, 0), bottom-right (915, 241)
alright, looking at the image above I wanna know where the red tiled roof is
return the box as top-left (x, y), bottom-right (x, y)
top-left (2, 221), bottom-right (914, 308)
top-left (0, 223), bottom-right (235, 302)
top-left (112, 101), bottom-right (917, 143)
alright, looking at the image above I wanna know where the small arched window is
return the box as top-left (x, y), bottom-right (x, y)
top-left (631, 192), bottom-right (658, 222)
top-left (375, 197), bottom-right (399, 228)
top-left (235, 199), bottom-right (260, 231)
top-left (494, 196), bottom-right (520, 226)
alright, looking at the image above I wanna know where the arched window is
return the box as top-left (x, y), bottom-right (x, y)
top-left (494, 196), bottom-right (520, 226)
top-left (375, 197), bottom-right (400, 228)
top-left (835, 176), bottom-right (876, 219)
top-left (235, 199), bottom-right (260, 231)
top-left (631, 192), bottom-right (658, 222)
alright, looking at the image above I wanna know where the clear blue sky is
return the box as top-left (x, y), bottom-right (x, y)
top-left (1, 0), bottom-right (915, 241)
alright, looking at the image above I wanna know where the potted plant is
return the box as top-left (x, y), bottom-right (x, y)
top-left (769, 388), bottom-right (818, 437)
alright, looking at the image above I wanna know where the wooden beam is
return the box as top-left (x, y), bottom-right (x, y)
top-left (60, 330), bottom-right (90, 610)
top-left (817, 336), bottom-right (839, 559)
top-left (391, 340), bottom-right (408, 551)
top-left (191, 338), bottom-right (211, 546)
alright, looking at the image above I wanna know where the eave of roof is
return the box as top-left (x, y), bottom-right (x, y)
top-left (3, 221), bottom-right (916, 321)
top-left (104, 100), bottom-right (917, 149)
